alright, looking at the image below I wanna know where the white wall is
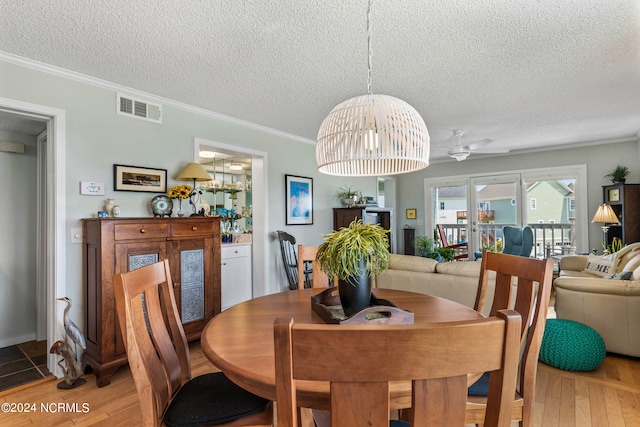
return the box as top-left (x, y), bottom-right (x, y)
top-left (0, 129), bottom-right (37, 346)
top-left (0, 58), bottom-right (376, 334)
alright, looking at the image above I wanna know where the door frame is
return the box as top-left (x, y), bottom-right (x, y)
top-left (0, 96), bottom-right (67, 378)
top-left (194, 137), bottom-right (270, 297)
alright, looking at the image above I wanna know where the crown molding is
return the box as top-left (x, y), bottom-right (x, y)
top-left (0, 51), bottom-right (315, 145)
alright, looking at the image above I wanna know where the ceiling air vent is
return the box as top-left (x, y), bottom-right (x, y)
top-left (117, 93), bottom-right (162, 124)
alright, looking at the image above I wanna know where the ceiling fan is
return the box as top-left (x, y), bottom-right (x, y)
top-left (447, 129), bottom-right (510, 161)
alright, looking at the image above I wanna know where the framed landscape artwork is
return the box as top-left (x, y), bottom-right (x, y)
top-left (114, 164), bottom-right (167, 193)
top-left (285, 174), bottom-right (313, 225)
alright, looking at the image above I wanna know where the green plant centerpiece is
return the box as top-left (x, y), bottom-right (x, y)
top-left (316, 219), bottom-right (390, 316)
top-left (334, 186), bottom-right (362, 207)
top-left (604, 165), bottom-right (629, 183)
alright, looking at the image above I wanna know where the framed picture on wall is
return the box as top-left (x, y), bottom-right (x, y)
top-left (285, 174), bottom-right (313, 225)
top-left (406, 208), bottom-right (417, 219)
top-left (114, 164), bottom-right (167, 193)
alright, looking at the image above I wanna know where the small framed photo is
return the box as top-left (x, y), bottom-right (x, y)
top-left (608, 188), bottom-right (620, 202)
top-left (114, 164), bottom-right (167, 193)
top-left (406, 208), bottom-right (417, 219)
top-left (285, 175), bottom-right (313, 225)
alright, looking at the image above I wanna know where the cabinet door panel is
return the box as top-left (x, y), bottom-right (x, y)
top-left (169, 237), bottom-right (215, 340)
top-left (221, 251), bottom-right (252, 310)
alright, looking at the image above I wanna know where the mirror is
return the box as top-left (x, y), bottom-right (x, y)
top-left (198, 147), bottom-right (253, 235)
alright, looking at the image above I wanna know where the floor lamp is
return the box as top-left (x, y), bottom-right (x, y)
top-left (591, 203), bottom-right (620, 252)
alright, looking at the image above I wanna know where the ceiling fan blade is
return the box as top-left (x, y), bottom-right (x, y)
top-left (473, 147), bottom-right (511, 154)
top-left (466, 139), bottom-right (493, 150)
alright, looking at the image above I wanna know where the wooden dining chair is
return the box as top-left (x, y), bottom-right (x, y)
top-left (276, 230), bottom-right (300, 290)
top-left (436, 224), bottom-right (469, 260)
top-left (297, 245), bottom-right (336, 288)
top-left (274, 310), bottom-right (522, 427)
top-left (467, 251), bottom-right (554, 427)
top-left (113, 259), bottom-right (272, 427)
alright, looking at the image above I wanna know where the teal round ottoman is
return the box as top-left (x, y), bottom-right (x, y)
top-left (540, 319), bottom-right (606, 371)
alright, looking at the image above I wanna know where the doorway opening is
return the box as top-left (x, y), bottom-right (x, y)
top-left (0, 96), bottom-right (67, 379)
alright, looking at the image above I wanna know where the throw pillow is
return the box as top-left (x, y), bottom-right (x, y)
top-left (582, 253), bottom-right (616, 277)
top-left (604, 271), bottom-right (633, 280)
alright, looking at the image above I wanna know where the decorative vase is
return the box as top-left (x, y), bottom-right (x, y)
top-left (177, 199), bottom-right (185, 217)
top-left (341, 197), bottom-right (356, 207)
top-left (338, 260), bottom-right (372, 317)
top-left (104, 199), bottom-right (116, 216)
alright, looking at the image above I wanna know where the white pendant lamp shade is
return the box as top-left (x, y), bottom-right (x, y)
top-left (316, 94), bottom-right (430, 176)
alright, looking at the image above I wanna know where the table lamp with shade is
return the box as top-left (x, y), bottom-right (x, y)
top-left (591, 203), bottom-right (620, 251)
top-left (176, 162), bottom-right (211, 215)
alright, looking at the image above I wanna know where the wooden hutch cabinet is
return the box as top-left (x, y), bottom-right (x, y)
top-left (603, 183), bottom-right (640, 246)
top-left (83, 217), bottom-right (221, 386)
top-left (333, 207), bottom-right (393, 252)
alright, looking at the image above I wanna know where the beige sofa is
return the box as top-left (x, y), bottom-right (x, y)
top-left (373, 254), bottom-right (494, 316)
top-left (554, 243), bottom-right (640, 357)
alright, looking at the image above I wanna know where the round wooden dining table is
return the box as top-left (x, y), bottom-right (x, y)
top-left (200, 287), bottom-right (484, 410)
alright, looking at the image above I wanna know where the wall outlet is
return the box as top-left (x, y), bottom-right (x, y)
top-left (80, 181), bottom-right (105, 195)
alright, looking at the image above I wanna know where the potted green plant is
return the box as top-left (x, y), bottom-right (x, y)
top-left (316, 219), bottom-right (390, 316)
top-left (415, 235), bottom-right (456, 262)
top-left (334, 186), bottom-right (361, 207)
top-left (604, 165), bottom-right (629, 184)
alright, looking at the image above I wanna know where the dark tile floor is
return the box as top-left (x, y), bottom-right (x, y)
top-left (0, 340), bottom-right (52, 392)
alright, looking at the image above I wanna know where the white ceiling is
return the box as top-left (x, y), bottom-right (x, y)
top-left (1, 0), bottom-right (639, 161)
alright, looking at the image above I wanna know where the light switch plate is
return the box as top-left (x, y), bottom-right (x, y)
top-left (80, 181), bottom-right (105, 195)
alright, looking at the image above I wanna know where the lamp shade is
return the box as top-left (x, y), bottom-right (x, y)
top-left (316, 94), bottom-right (430, 176)
top-left (176, 162), bottom-right (211, 182)
top-left (591, 204), bottom-right (620, 224)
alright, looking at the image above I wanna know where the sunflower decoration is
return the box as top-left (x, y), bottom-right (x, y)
top-left (167, 184), bottom-right (193, 199)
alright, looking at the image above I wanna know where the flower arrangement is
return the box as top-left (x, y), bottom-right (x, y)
top-left (167, 184), bottom-right (193, 199)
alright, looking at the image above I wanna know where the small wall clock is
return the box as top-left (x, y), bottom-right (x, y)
top-left (608, 188), bottom-right (620, 202)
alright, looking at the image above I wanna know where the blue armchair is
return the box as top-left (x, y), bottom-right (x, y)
top-left (502, 226), bottom-right (534, 257)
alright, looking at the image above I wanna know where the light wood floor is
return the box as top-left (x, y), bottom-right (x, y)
top-left (1, 341), bottom-right (638, 426)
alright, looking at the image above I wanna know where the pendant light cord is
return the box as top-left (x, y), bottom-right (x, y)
top-left (367, 0), bottom-right (373, 95)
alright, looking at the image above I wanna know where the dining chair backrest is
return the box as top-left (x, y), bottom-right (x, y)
top-left (470, 251), bottom-right (554, 427)
top-left (274, 311), bottom-right (522, 427)
top-left (277, 230), bottom-right (300, 289)
top-left (114, 260), bottom-right (272, 427)
top-left (297, 245), bottom-right (336, 288)
top-left (436, 224), bottom-right (469, 260)
top-left (113, 259), bottom-right (190, 426)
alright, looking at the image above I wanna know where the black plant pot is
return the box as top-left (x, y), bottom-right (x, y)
top-left (338, 264), bottom-right (372, 317)
top-left (612, 178), bottom-right (626, 184)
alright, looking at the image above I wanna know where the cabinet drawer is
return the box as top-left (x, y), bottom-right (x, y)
top-left (114, 223), bottom-right (169, 240)
top-left (172, 220), bottom-right (216, 237)
top-left (221, 244), bottom-right (251, 259)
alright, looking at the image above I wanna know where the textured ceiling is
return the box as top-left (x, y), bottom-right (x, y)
top-left (1, 0), bottom-right (639, 161)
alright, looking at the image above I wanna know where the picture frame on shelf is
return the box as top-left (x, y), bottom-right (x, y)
top-left (285, 174), bottom-right (313, 225)
top-left (114, 164), bottom-right (167, 193)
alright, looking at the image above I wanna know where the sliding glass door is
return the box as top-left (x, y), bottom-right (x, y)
top-left (425, 165), bottom-right (588, 258)
top-left (470, 174), bottom-right (521, 256)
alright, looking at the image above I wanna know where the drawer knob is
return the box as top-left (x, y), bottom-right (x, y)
top-left (222, 262), bottom-right (227, 266)
top-left (192, 226), bottom-right (198, 231)
top-left (234, 250), bottom-right (238, 254)
top-left (173, 282), bottom-right (180, 289)
top-left (140, 228), bottom-right (146, 233)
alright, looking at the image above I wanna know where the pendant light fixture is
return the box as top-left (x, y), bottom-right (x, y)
top-left (316, 0), bottom-right (430, 176)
